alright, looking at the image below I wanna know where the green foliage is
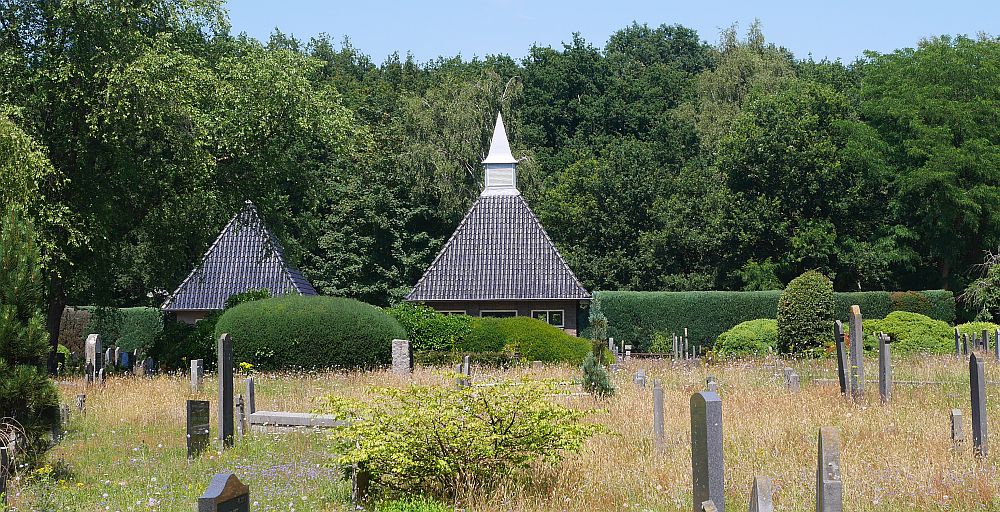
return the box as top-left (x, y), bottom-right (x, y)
top-left (456, 318), bottom-right (507, 353)
top-left (777, 271), bottom-right (835, 354)
top-left (325, 381), bottom-right (599, 499)
top-left (714, 319), bottom-right (778, 358)
top-left (375, 498), bottom-right (452, 512)
top-left (151, 311), bottom-right (220, 371)
top-left (955, 322), bottom-right (1000, 338)
top-left (581, 352), bottom-right (615, 398)
top-left (0, 207), bottom-right (59, 464)
top-left (224, 289), bottom-right (271, 310)
top-left (215, 296), bottom-right (406, 370)
top-left (490, 317), bottom-right (591, 363)
top-left (386, 303), bottom-right (473, 352)
top-left (735, 259), bottom-right (783, 291)
top-left (960, 250), bottom-right (1000, 321)
top-left (866, 312), bottom-right (953, 355)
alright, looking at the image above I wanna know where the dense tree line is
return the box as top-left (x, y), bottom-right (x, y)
top-left (1, 1), bottom-right (998, 365)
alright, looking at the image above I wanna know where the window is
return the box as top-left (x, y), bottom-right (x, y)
top-left (481, 310), bottom-right (517, 318)
top-left (438, 310), bottom-right (466, 316)
top-left (531, 310), bottom-right (565, 327)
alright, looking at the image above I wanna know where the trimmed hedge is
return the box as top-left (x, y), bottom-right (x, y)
top-left (594, 289), bottom-right (955, 350)
top-left (955, 322), bottom-right (1000, 338)
top-left (777, 271), bottom-right (835, 354)
top-left (387, 303), bottom-right (473, 352)
top-left (80, 306), bottom-right (163, 351)
top-left (214, 296), bottom-right (406, 370)
top-left (864, 311), bottom-right (953, 355)
top-left (492, 317), bottom-right (591, 363)
top-left (714, 319), bottom-right (777, 358)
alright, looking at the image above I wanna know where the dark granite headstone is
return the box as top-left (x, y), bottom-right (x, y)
top-left (848, 306), bottom-right (864, 398)
top-left (0, 445), bottom-right (9, 505)
top-left (218, 334), bottom-right (234, 448)
top-left (748, 475), bottom-right (773, 512)
top-left (198, 472), bottom-right (249, 512)
top-left (878, 332), bottom-right (892, 404)
top-left (982, 330), bottom-right (989, 351)
top-left (816, 427), bottom-right (843, 512)
top-left (245, 377), bottom-right (256, 414)
top-left (187, 400), bottom-right (210, 458)
top-left (691, 391), bottom-right (724, 512)
top-left (833, 321), bottom-right (849, 396)
top-left (962, 333), bottom-right (969, 356)
top-left (995, 330), bottom-right (1000, 361)
top-left (970, 353), bottom-right (988, 457)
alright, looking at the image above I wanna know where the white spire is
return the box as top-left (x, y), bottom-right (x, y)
top-left (482, 112), bottom-right (517, 164)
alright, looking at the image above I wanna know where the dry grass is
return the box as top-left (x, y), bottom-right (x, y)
top-left (9, 355), bottom-right (1000, 511)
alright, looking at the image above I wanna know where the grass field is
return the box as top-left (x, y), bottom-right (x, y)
top-left (7, 354), bottom-right (1000, 511)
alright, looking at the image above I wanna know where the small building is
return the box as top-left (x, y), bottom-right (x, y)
top-left (406, 113), bottom-right (591, 334)
top-left (162, 201), bottom-right (318, 323)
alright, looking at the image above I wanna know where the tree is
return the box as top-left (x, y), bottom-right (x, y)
top-left (0, 207), bottom-right (59, 464)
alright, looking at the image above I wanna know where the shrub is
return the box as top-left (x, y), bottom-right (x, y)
top-left (955, 322), bottom-right (1000, 338)
top-left (224, 288), bottom-right (270, 310)
top-left (581, 352), bottom-right (614, 398)
top-left (777, 271), bottom-right (835, 354)
top-left (714, 319), bottom-right (778, 358)
top-left (151, 311), bottom-right (219, 370)
top-left (386, 303), bottom-right (474, 352)
top-left (865, 311), bottom-right (953, 355)
top-left (116, 307), bottom-right (163, 351)
top-left (490, 317), bottom-right (590, 363)
top-left (375, 498), bottom-right (452, 512)
top-left (325, 381), bottom-right (598, 499)
top-left (456, 317), bottom-right (507, 353)
top-left (57, 306), bottom-right (91, 354)
top-left (215, 296), bottom-right (406, 370)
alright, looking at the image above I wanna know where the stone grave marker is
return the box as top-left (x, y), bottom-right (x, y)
top-left (245, 378), bottom-right (256, 414)
top-left (391, 339), bottom-right (411, 375)
top-left (970, 353), bottom-right (988, 457)
top-left (624, 344), bottom-right (632, 359)
top-left (218, 334), bottom-right (234, 448)
top-left (848, 305), bottom-right (865, 398)
top-left (0, 445), bottom-right (8, 506)
top-left (691, 391), bottom-right (724, 512)
top-left (962, 333), bottom-right (969, 356)
top-left (143, 357), bottom-right (157, 377)
top-left (462, 354), bottom-right (471, 377)
top-left (104, 347), bottom-right (114, 371)
top-left (706, 375), bottom-right (718, 393)
top-left (119, 351), bottom-right (130, 371)
top-left (834, 320), bottom-right (849, 396)
top-left (700, 500), bottom-right (719, 512)
top-left (673, 333), bottom-right (679, 360)
top-left (955, 328), bottom-right (962, 358)
top-left (191, 359), bottom-right (204, 392)
top-left (748, 475), bottom-right (773, 512)
top-left (187, 399), bottom-right (211, 458)
top-left (951, 409), bottom-right (964, 444)
top-left (787, 372), bottom-right (800, 392)
top-left (652, 379), bottom-right (664, 450)
top-left (982, 330), bottom-right (989, 351)
top-left (75, 393), bottom-right (86, 413)
top-left (878, 332), bottom-right (892, 404)
top-left (197, 472), bottom-right (249, 512)
top-left (235, 395), bottom-right (246, 437)
top-left (85, 334), bottom-right (102, 384)
top-left (634, 368), bottom-right (647, 389)
top-left (531, 360), bottom-right (543, 369)
top-left (114, 347), bottom-right (122, 369)
top-left (995, 329), bottom-right (1000, 361)
top-left (816, 427), bottom-right (843, 512)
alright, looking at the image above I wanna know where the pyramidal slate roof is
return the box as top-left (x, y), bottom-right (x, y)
top-left (162, 201), bottom-right (317, 311)
top-left (406, 194), bottom-right (591, 301)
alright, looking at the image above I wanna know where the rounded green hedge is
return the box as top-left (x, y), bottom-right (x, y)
top-left (956, 322), bottom-right (1000, 338)
top-left (214, 296), bottom-right (406, 370)
top-left (455, 318), bottom-right (507, 353)
top-left (458, 317), bottom-right (589, 363)
top-left (865, 311), bottom-right (953, 355)
top-left (777, 270), bottom-right (835, 354)
top-left (714, 319), bottom-right (777, 358)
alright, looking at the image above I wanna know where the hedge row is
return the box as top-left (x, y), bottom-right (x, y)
top-left (594, 289), bottom-right (955, 350)
top-left (57, 306), bottom-right (164, 353)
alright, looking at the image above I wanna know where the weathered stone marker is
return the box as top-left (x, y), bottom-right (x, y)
top-left (198, 472), bottom-right (249, 512)
top-left (982, 330), bottom-right (989, 351)
top-left (833, 321), bottom-right (849, 396)
top-left (700, 500), bottom-right (719, 512)
top-left (0, 444), bottom-right (8, 505)
top-left (191, 359), bottom-right (204, 392)
top-left (691, 391), bottom-right (724, 512)
top-left (788, 372), bottom-right (800, 392)
top-left (995, 330), bottom-right (1000, 361)
top-left (962, 333), bottom-right (969, 356)
top-left (235, 395), bottom-right (246, 437)
top-left (748, 475), bottom-right (774, 512)
top-left (391, 339), bottom-right (411, 375)
top-left (816, 427), bottom-right (843, 512)
top-left (878, 332), bottom-right (892, 404)
top-left (217, 333), bottom-right (234, 448)
top-left (85, 334), bottom-right (102, 384)
top-left (848, 305), bottom-right (864, 398)
top-left (186, 399), bottom-right (210, 458)
top-left (955, 328), bottom-right (962, 358)
top-left (462, 354), bottom-right (471, 377)
top-left (634, 368), bottom-right (647, 389)
top-left (970, 353), bottom-right (988, 457)
top-left (951, 408), bottom-right (964, 444)
top-left (652, 379), bottom-right (664, 449)
top-left (245, 377), bottom-right (256, 414)
top-left (706, 375), bottom-right (718, 393)
top-left (75, 393), bottom-right (86, 413)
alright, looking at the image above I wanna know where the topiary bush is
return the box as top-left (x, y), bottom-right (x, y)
top-left (215, 296), bottom-right (405, 370)
top-left (955, 321), bottom-right (1000, 338)
top-left (456, 317), bottom-right (507, 353)
top-left (386, 303), bottom-right (473, 352)
top-left (489, 317), bottom-right (591, 363)
top-left (865, 311), bottom-right (953, 354)
top-left (777, 270), bottom-right (835, 354)
top-left (714, 319), bottom-right (778, 358)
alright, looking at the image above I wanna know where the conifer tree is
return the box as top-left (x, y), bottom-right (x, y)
top-left (0, 207), bottom-right (59, 462)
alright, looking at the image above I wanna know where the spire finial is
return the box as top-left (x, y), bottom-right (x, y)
top-left (483, 112), bottom-right (517, 164)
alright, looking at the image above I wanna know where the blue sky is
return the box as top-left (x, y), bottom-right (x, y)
top-left (225, 1), bottom-right (999, 64)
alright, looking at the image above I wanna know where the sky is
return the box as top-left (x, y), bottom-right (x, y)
top-left (225, 0), bottom-right (999, 64)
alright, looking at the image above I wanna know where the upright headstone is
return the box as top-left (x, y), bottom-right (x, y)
top-left (624, 344), bottom-right (632, 359)
top-left (217, 333), bottom-right (234, 448)
top-left (191, 359), bottom-right (204, 392)
top-left (0, 445), bottom-right (8, 505)
top-left (848, 305), bottom-right (864, 398)
top-left (951, 408), bottom-right (964, 444)
top-left (245, 377), bottom-right (256, 414)
top-left (982, 330), bottom-right (989, 351)
top-left (955, 328), bottom-right (962, 358)
top-left (748, 475), bottom-right (774, 512)
top-left (962, 333), bottom-right (969, 356)
top-left (235, 395), bottom-right (246, 437)
top-left (970, 353), bottom-right (988, 457)
top-left (878, 332), bottom-right (892, 404)
top-left (995, 330), bottom-right (1000, 362)
top-left (85, 334), bottom-right (102, 384)
top-left (352, 465), bottom-right (370, 504)
top-left (706, 375), bottom-right (718, 393)
top-left (114, 347), bottom-right (122, 369)
top-left (462, 354), bottom-right (471, 377)
top-left (691, 391), bottom-right (724, 512)
top-left (673, 334), bottom-right (679, 360)
top-left (652, 380), bottom-right (664, 449)
top-left (197, 473), bottom-right (249, 512)
top-left (186, 400), bottom-right (210, 458)
top-left (816, 427), bottom-right (843, 512)
top-left (391, 339), bottom-right (411, 375)
top-left (104, 347), bottom-right (114, 371)
top-left (119, 351), bottom-right (130, 371)
top-left (75, 393), bottom-right (86, 413)
top-left (833, 321), bottom-right (849, 396)
top-left (787, 372), bottom-right (800, 392)
top-left (143, 357), bottom-right (156, 377)
top-left (634, 368), bottom-right (647, 389)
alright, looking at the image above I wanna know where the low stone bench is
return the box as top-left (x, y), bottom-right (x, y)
top-left (247, 411), bottom-right (348, 433)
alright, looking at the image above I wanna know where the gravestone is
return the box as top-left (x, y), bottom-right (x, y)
top-left (187, 400), bottom-right (211, 458)
top-left (531, 360), bottom-right (543, 369)
top-left (691, 391), bottom-right (724, 512)
top-left (245, 378), bottom-right (256, 414)
top-left (995, 330), bottom-right (1000, 361)
top-left (834, 321), bottom-right (849, 396)
top-left (119, 351), bottom-right (130, 371)
top-left (624, 344), bottom-right (632, 359)
top-left (955, 328), bottom-right (962, 358)
top-left (706, 375), bottom-right (718, 393)
top-left (983, 330), bottom-right (989, 351)
top-left (191, 359), bottom-right (204, 392)
top-left (962, 333), bottom-right (969, 356)
top-left (143, 357), bottom-right (157, 377)
top-left (970, 353), bottom-right (988, 457)
top-left (748, 475), bottom-right (774, 512)
top-left (816, 427), bottom-right (843, 512)
top-left (700, 501), bottom-right (719, 512)
top-left (114, 347), bottom-right (122, 369)
top-left (235, 395), bottom-right (246, 437)
top-left (878, 332), bottom-right (892, 404)
top-left (104, 347), bottom-right (114, 371)
top-left (218, 333), bottom-right (234, 448)
top-left (652, 380), bottom-right (664, 449)
top-left (462, 355), bottom-right (471, 377)
top-left (85, 334), bottom-right (102, 384)
top-left (391, 339), bottom-right (411, 375)
top-left (352, 465), bottom-right (370, 504)
top-left (951, 409), bottom-right (964, 444)
top-left (0, 445), bottom-right (8, 505)
top-left (75, 394), bottom-right (86, 413)
top-left (787, 372), bottom-right (800, 392)
top-left (198, 472), bottom-right (249, 512)
top-left (634, 369), bottom-right (647, 389)
top-left (848, 305), bottom-right (864, 398)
